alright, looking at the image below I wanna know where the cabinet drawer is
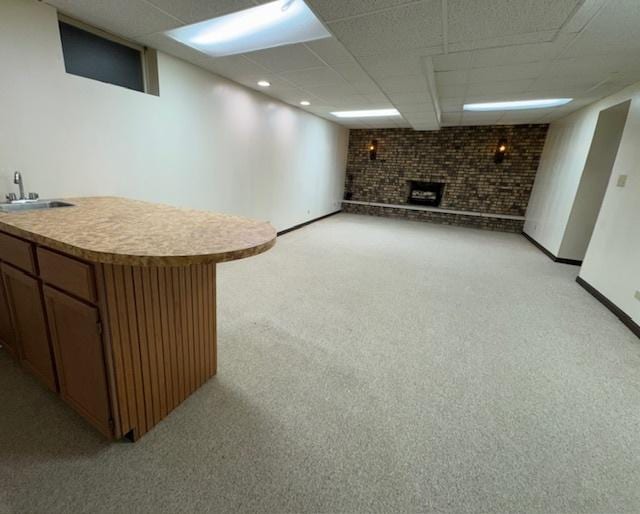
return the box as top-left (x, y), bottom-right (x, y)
top-left (37, 248), bottom-right (96, 302)
top-left (0, 232), bottom-right (36, 274)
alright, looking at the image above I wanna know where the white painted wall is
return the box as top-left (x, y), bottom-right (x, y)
top-left (558, 101), bottom-right (630, 259)
top-left (0, 0), bottom-right (349, 232)
top-left (580, 100), bottom-right (640, 324)
top-left (525, 83), bottom-right (640, 323)
top-left (524, 112), bottom-right (599, 257)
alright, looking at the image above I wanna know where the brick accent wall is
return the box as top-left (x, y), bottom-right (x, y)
top-left (343, 125), bottom-right (549, 232)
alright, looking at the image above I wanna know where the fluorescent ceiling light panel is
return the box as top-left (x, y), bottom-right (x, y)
top-left (165, 0), bottom-right (331, 57)
top-left (463, 99), bottom-right (572, 111)
top-left (331, 109), bottom-right (401, 118)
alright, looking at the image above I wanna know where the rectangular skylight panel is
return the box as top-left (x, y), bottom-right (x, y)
top-left (463, 99), bottom-right (572, 111)
top-left (331, 109), bottom-right (401, 118)
top-left (165, 0), bottom-right (331, 57)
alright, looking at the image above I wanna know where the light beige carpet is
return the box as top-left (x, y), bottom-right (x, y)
top-left (1, 213), bottom-right (639, 513)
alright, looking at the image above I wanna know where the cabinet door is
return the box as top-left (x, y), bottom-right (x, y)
top-left (0, 273), bottom-right (18, 358)
top-left (1, 263), bottom-right (57, 391)
top-left (44, 286), bottom-right (112, 438)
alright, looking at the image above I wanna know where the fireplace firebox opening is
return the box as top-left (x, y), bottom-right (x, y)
top-left (407, 181), bottom-right (445, 207)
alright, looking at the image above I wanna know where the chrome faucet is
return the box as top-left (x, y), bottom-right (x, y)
top-left (5, 171), bottom-right (38, 203)
top-left (14, 171), bottom-right (25, 200)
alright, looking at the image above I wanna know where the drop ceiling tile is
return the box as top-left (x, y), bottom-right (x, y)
top-left (435, 70), bottom-right (468, 87)
top-left (561, 0), bottom-right (609, 33)
top-left (610, 70), bottom-right (640, 86)
top-left (449, 31), bottom-right (558, 54)
top-left (331, 63), bottom-right (373, 83)
top-left (304, 38), bottom-right (356, 65)
top-left (47, 0), bottom-right (182, 38)
top-left (448, 0), bottom-right (580, 43)
top-left (328, 1), bottom-right (442, 56)
top-left (329, 97), bottom-right (375, 108)
top-left (466, 79), bottom-right (534, 97)
top-left (142, 0), bottom-right (253, 23)
top-left (390, 98), bottom-right (430, 109)
top-left (51, 0), bottom-right (640, 131)
top-left (364, 93), bottom-right (391, 103)
top-left (375, 75), bottom-right (426, 94)
top-left (461, 111), bottom-right (503, 125)
top-left (396, 102), bottom-right (436, 114)
top-left (440, 98), bottom-right (465, 111)
top-left (350, 80), bottom-right (385, 95)
top-left (432, 52), bottom-right (472, 71)
top-left (498, 110), bottom-right (550, 123)
top-left (528, 74), bottom-right (606, 91)
top-left (278, 66), bottom-right (344, 87)
top-left (357, 54), bottom-right (423, 78)
top-left (405, 113), bottom-right (439, 124)
top-left (204, 54), bottom-right (270, 77)
top-left (544, 55), bottom-right (640, 79)
top-left (467, 62), bottom-right (546, 84)
top-left (469, 38), bottom-right (570, 68)
top-left (244, 44), bottom-right (324, 73)
top-left (303, 83), bottom-right (360, 99)
top-left (306, 0), bottom-right (421, 22)
top-left (330, 96), bottom-right (384, 109)
top-left (562, 0), bottom-right (640, 57)
top-left (438, 84), bottom-right (467, 99)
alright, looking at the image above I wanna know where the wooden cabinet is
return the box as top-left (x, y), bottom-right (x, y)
top-left (0, 273), bottom-right (17, 357)
top-left (1, 263), bottom-right (57, 392)
top-left (0, 226), bottom-right (219, 441)
top-left (44, 286), bottom-right (112, 438)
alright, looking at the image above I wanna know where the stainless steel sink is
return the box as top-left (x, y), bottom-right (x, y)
top-left (0, 200), bottom-right (74, 213)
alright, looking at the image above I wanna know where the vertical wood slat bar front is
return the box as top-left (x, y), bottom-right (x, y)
top-left (98, 263), bottom-right (217, 440)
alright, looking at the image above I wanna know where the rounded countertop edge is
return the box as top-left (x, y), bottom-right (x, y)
top-left (0, 220), bottom-right (277, 267)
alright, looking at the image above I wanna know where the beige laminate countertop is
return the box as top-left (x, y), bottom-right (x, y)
top-left (0, 197), bottom-right (276, 266)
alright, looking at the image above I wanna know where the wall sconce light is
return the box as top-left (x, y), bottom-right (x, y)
top-left (494, 138), bottom-right (508, 164)
top-left (369, 139), bottom-right (378, 160)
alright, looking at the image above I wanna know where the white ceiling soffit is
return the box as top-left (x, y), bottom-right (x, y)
top-left (44, 0), bottom-right (640, 130)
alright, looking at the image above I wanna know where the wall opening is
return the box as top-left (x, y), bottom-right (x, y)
top-left (558, 100), bottom-right (631, 261)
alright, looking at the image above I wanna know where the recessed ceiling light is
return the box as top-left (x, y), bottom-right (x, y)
top-left (257, 80), bottom-right (271, 87)
top-left (463, 99), bottom-right (573, 111)
top-left (300, 100), bottom-right (311, 106)
top-left (331, 108), bottom-right (401, 119)
top-left (164, 0), bottom-right (331, 58)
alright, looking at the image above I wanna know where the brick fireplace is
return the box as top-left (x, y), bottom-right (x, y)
top-left (342, 125), bottom-right (549, 232)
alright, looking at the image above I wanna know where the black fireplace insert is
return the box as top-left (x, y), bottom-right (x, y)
top-left (407, 181), bottom-right (445, 207)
